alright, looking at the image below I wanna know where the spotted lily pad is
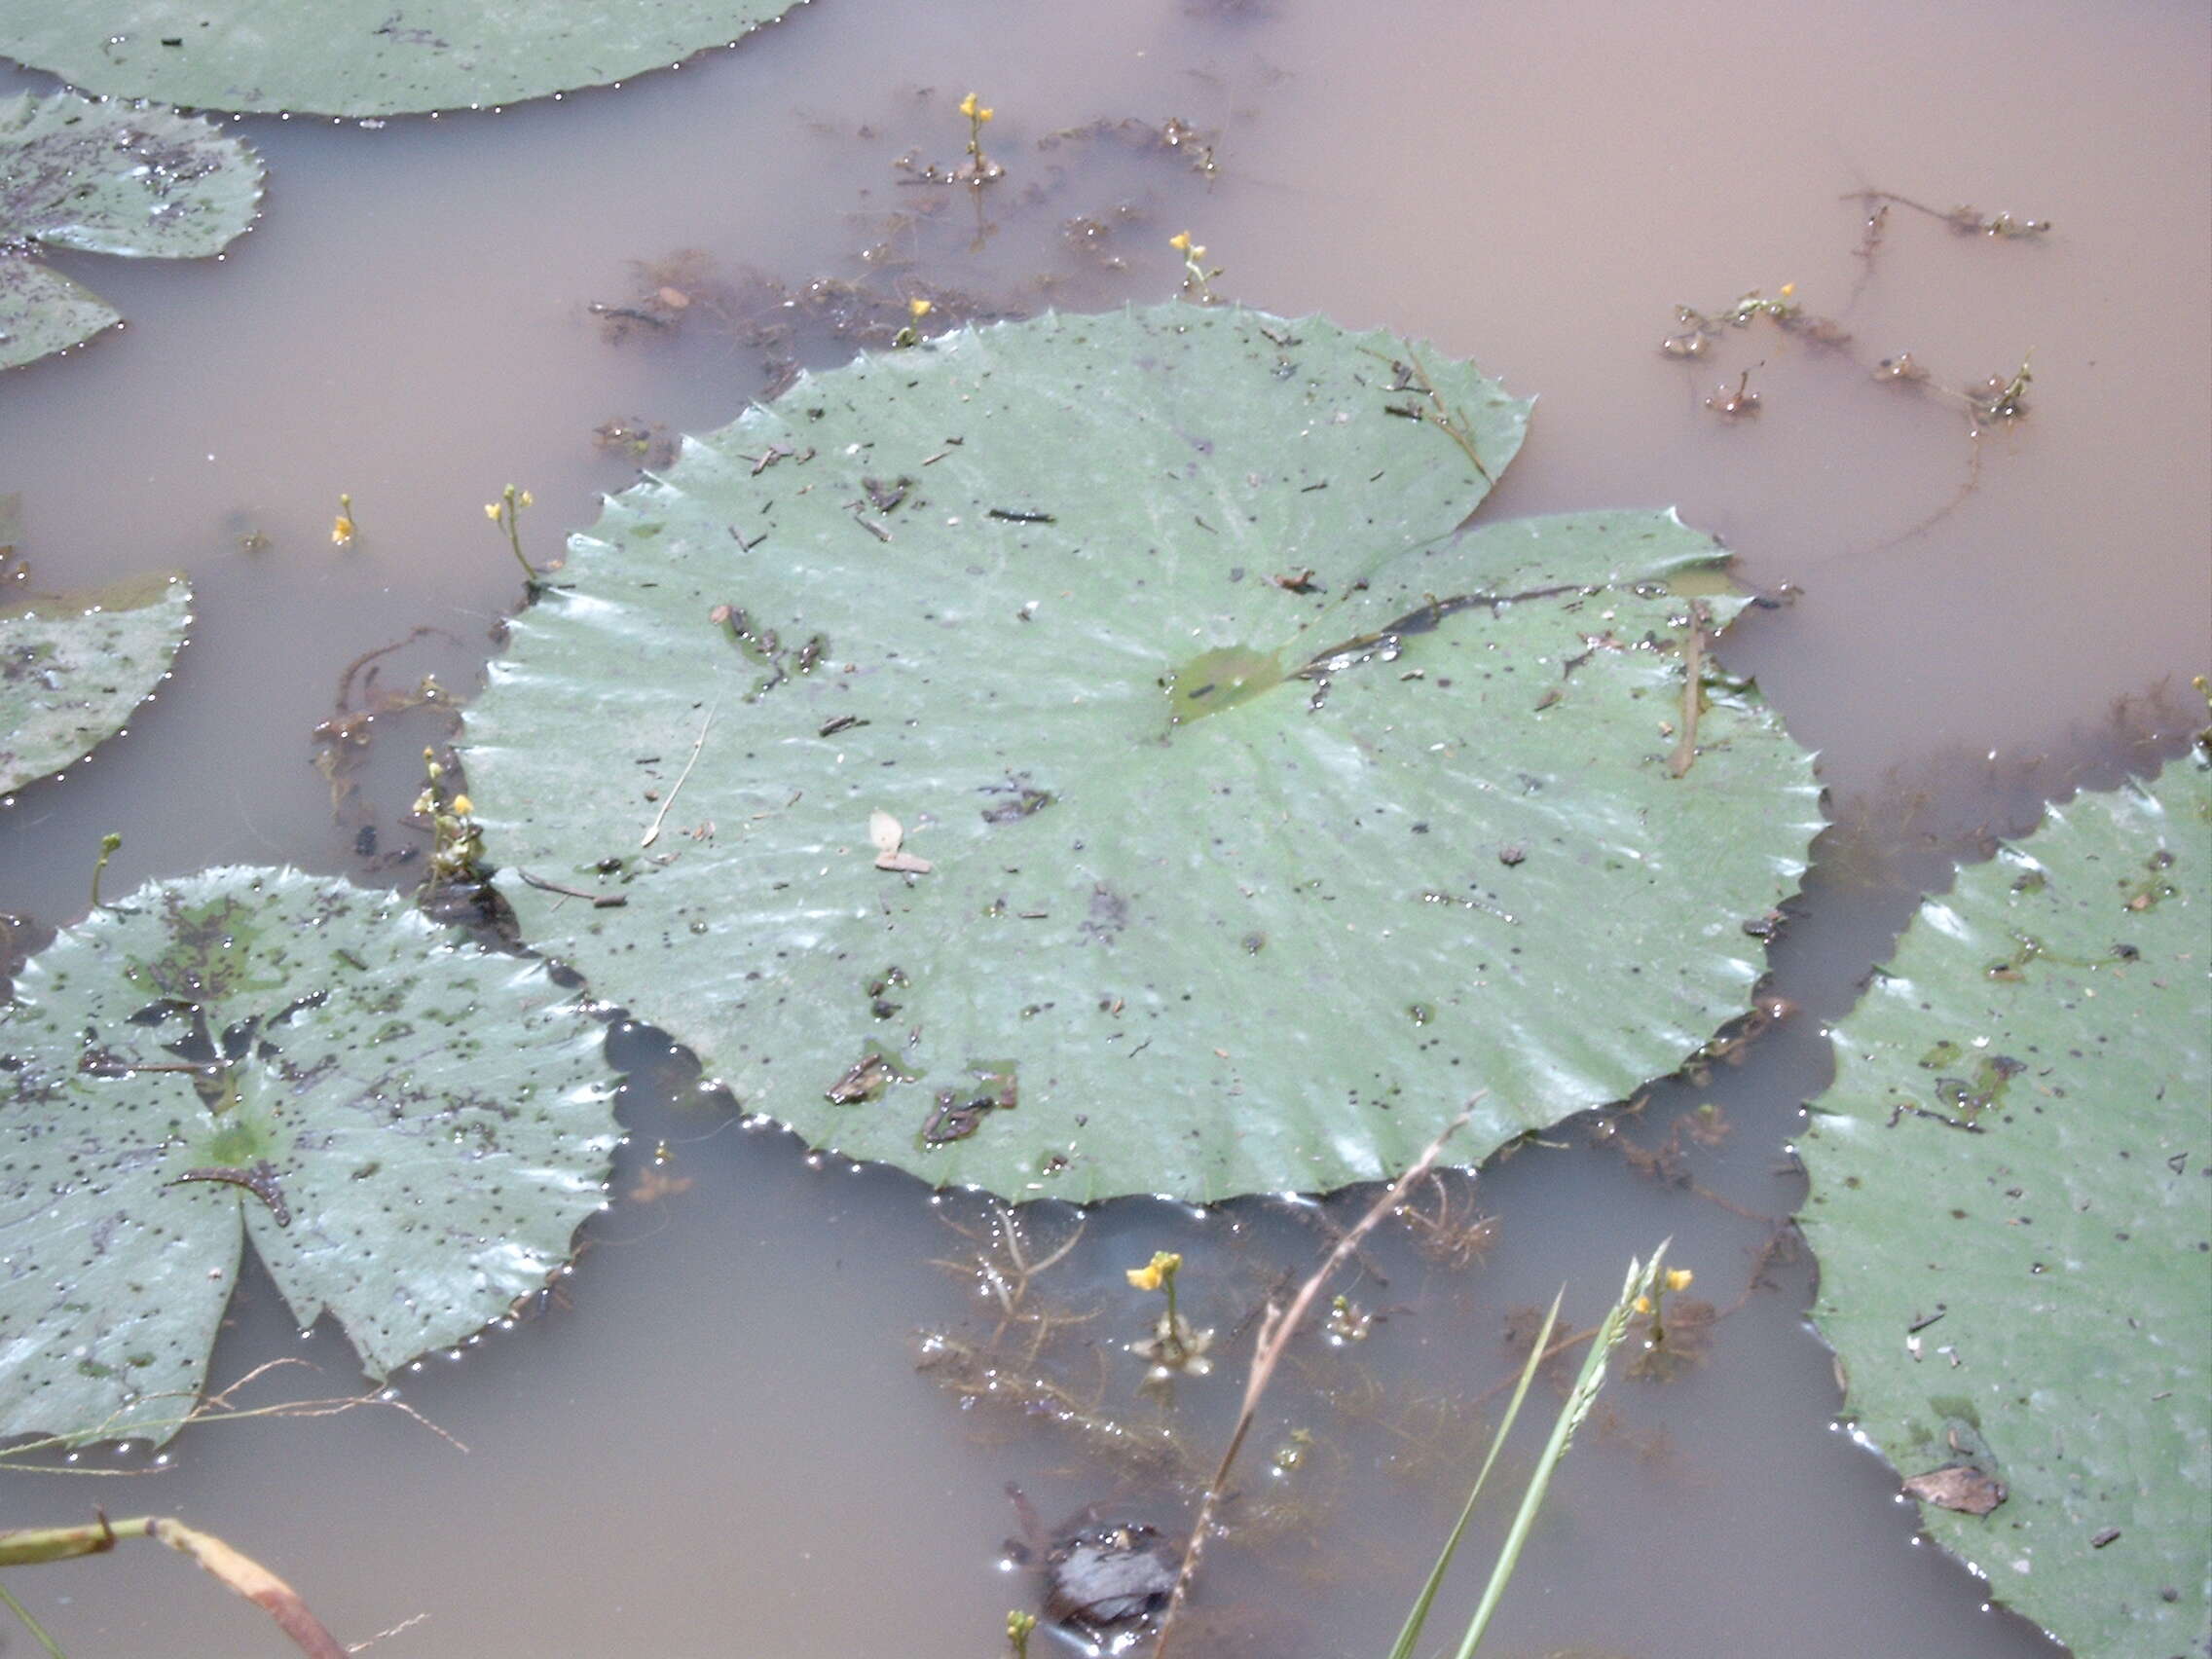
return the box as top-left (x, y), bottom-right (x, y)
top-left (463, 305), bottom-right (1820, 1203)
top-left (0, 0), bottom-right (809, 119)
top-left (0, 867), bottom-right (618, 1446)
top-left (0, 92), bottom-right (263, 371)
top-left (1802, 754), bottom-right (2212, 1657)
top-left (0, 559), bottom-right (192, 794)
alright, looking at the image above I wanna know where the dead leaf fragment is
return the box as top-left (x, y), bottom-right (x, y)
top-left (868, 809), bottom-right (933, 873)
top-left (1903, 1464), bottom-right (2008, 1516)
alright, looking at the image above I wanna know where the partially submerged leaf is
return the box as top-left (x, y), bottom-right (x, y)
top-left (0, 0), bottom-right (810, 119)
top-left (1802, 756), bottom-right (2212, 1657)
top-left (0, 867), bottom-right (617, 1446)
top-left (0, 92), bottom-right (263, 370)
top-left (464, 305), bottom-right (1819, 1202)
top-left (0, 567), bottom-right (191, 793)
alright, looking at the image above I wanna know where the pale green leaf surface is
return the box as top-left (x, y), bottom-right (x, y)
top-left (1802, 756), bottom-right (2212, 1658)
top-left (0, 569), bottom-right (191, 793)
top-left (0, 0), bottom-right (809, 118)
top-left (0, 868), bottom-right (618, 1446)
top-left (0, 92), bottom-right (262, 369)
top-left (464, 305), bottom-right (1820, 1203)
top-left (0, 254), bottom-right (120, 370)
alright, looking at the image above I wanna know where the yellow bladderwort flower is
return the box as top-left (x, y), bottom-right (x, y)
top-left (1126, 1249), bottom-right (1180, 1291)
top-left (449, 794), bottom-right (474, 817)
top-left (484, 501), bottom-right (501, 522)
top-left (894, 295), bottom-right (935, 348)
top-left (1664, 1268), bottom-right (1695, 1293)
top-left (330, 493), bottom-right (355, 547)
top-left (1171, 232), bottom-right (1219, 301)
top-left (1779, 282), bottom-right (1796, 299)
top-left (958, 92), bottom-right (1000, 181)
top-left (1633, 1294), bottom-right (1654, 1315)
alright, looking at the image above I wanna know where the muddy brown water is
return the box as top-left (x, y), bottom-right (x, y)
top-left (1, 0), bottom-right (2206, 1652)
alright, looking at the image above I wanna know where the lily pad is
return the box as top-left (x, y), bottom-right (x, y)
top-left (1, 562), bottom-right (192, 794)
top-left (463, 305), bottom-right (1820, 1203)
top-left (0, 867), bottom-right (618, 1446)
top-left (1801, 755), bottom-right (2212, 1657)
top-left (0, 92), bottom-right (263, 371)
top-left (0, 0), bottom-right (809, 119)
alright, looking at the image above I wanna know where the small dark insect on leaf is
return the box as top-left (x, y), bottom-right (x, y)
top-left (2091, 1528), bottom-right (2122, 1549)
top-left (1270, 569), bottom-right (1321, 594)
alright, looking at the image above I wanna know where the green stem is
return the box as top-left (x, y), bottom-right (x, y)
top-left (89, 832), bottom-right (121, 911)
top-left (0, 1580), bottom-right (68, 1658)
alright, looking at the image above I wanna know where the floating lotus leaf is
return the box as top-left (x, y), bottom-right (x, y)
top-left (0, 0), bottom-right (808, 119)
top-left (0, 867), bottom-right (618, 1446)
top-left (0, 92), bottom-right (263, 370)
top-left (1802, 755), bottom-right (2212, 1657)
top-left (0, 558), bottom-right (191, 794)
top-left (464, 305), bottom-right (1820, 1203)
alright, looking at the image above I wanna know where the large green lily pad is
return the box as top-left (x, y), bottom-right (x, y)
top-left (0, 0), bottom-right (809, 119)
top-left (1, 560), bottom-right (192, 794)
top-left (1802, 755), bottom-right (2212, 1658)
top-left (0, 92), bottom-right (262, 371)
top-left (464, 305), bottom-right (1820, 1203)
top-left (0, 867), bottom-right (618, 1446)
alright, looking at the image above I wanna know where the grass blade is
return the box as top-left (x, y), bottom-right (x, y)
top-left (1386, 1288), bottom-right (1563, 1659)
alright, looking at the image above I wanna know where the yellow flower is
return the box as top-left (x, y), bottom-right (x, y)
top-left (1779, 282), bottom-right (1797, 299)
top-left (1168, 231), bottom-right (1192, 252)
top-left (330, 514), bottom-right (354, 547)
top-left (1126, 1250), bottom-right (1181, 1291)
top-left (908, 297), bottom-right (933, 318)
top-left (1633, 1294), bottom-right (1653, 1314)
top-left (516, 489), bottom-right (535, 508)
top-left (450, 794), bottom-right (474, 817)
top-left (958, 92), bottom-right (981, 119)
top-left (484, 502), bottom-right (502, 522)
top-left (1664, 1268), bottom-right (1695, 1293)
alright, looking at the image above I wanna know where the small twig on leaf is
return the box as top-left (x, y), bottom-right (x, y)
top-left (641, 703), bottom-right (716, 849)
top-left (1667, 600), bottom-right (1712, 779)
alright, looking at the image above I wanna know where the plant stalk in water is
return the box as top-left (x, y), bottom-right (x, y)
top-left (89, 831), bottom-right (121, 911)
top-left (485, 484), bottom-right (536, 580)
top-left (1390, 1244), bottom-right (1671, 1658)
top-left (0, 1514), bottom-right (345, 1659)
